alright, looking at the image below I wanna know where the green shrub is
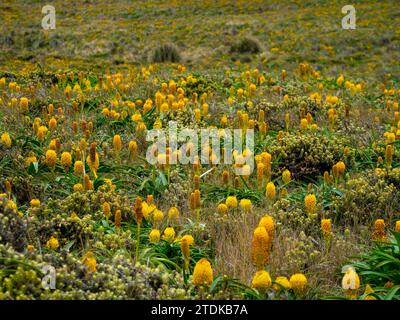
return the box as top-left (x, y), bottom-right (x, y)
top-left (151, 43), bottom-right (181, 63)
top-left (268, 132), bottom-right (350, 179)
top-left (230, 37), bottom-right (262, 54)
top-left (334, 171), bottom-right (400, 224)
top-left (350, 231), bottom-right (400, 300)
top-left (0, 243), bottom-right (190, 300)
top-left (0, 196), bottom-right (28, 252)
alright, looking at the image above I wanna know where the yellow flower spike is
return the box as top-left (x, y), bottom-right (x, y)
top-left (103, 201), bottom-right (111, 220)
top-left (280, 187), bottom-right (288, 198)
top-left (162, 227), bottom-right (175, 243)
top-left (321, 219), bottom-right (332, 240)
top-left (300, 118), bottom-right (308, 130)
top-left (304, 194), bottom-right (317, 217)
top-left (181, 238), bottom-right (190, 273)
top-left (136, 121), bottom-right (147, 133)
top-left (363, 284), bottom-right (377, 300)
top-left (266, 182), bottom-right (276, 200)
top-left (19, 97), bottom-right (29, 113)
top-left (181, 234), bottom-right (194, 246)
top-left (249, 84), bottom-right (256, 96)
top-left (193, 189), bottom-right (201, 209)
top-left (251, 270), bottom-right (272, 293)
top-left (258, 110), bottom-right (265, 123)
top-left (64, 85), bottom-right (71, 99)
top-left (273, 276), bottom-right (291, 292)
top-left (337, 74), bottom-right (344, 86)
top-left (86, 143), bottom-right (99, 178)
top-left (395, 220), bottom-right (400, 233)
top-left (60, 152), bottom-right (72, 171)
top-left (239, 199), bottom-right (252, 213)
top-left (149, 229), bottom-right (161, 244)
top-left (193, 258), bottom-right (213, 287)
top-left (372, 219), bottom-right (386, 241)
top-left (153, 117), bottom-right (162, 129)
top-left (48, 117), bottom-right (57, 131)
top-left (168, 80), bottom-right (176, 93)
top-left (336, 161), bottom-right (346, 176)
top-left (11, 97), bottom-right (18, 109)
top-left (217, 203), bottom-right (228, 216)
top-left (194, 108), bottom-right (201, 122)
top-left (113, 134), bottom-right (122, 156)
top-left (220, 114), bottom-right (228, 127)
top-left (73, 160), bottom-right (84, 175)
top-left (194, 174), bottom-right (200, 190)
top-left (168, 207), bottom-right (180, 222)
top-left (321, 218), bottom-right (332, 254)
top-left (46, 236), bottom-right (59, 250)
top-left (281, 69), bottom-right (287, 81)
top-left (222, 170), bottom-right (229, 185)
top-left (290, 273), bottom-right (308, 295)
top-left (48, 139), bottom-right (57, 151)
top-left (79, 138), bottom-right (87, 153)
top-left (30, 199), bottom-right (41, 207)
top-left (73, 183), bottom-right (84, 192)
top-left (261, 152), bottom-right (272, 181)
top-left (5, 180), bottom-right (11, 198)
top-left (251, 226), bottom-right (270, 270)
top-left (83, 174), bottom-right (93, 190)
top-left (153, 209), bottom-right (164, 224)
top-left (306, 112), bottom-right (313, 124)
top-left (134, 196), bottom-right (143, 261)
top-left (6, 199), bottom-right (17, 210)
top-left (37, 126), bottom-right (48, 141)
top-left (257, 163), bottom-right (264, 187)
top-left (45, 149), bottom-right (57, 170)
top-left (385, 145), bottom-right (393, 168)
top-left (1, 133), bottom-right (12, 148)
top-left (189, 192), bottom-right (196, 212)
top-left (202, 103), bottom-right (209, 117)
top-left (132, 113), bottom-right (142, 122)
top-left (128, 140), bottom-right (138, 160)
top-left (82, 251), bottom-right (96, 273)
top-left (225, 196), bottom-right (238, 210)
top-left (258, 215), bottom-right (275, 243)
top-left (282, 169), bottom-right (291, 184)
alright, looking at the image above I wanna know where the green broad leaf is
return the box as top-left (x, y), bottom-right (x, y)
top-left (156, 171), bottom-right (168, 188)
top-left (384, 285), bottom-right (400, 300)
top-left (28, 161), bottom-right (39, 174)
top-left (94, 178), bottom-right (105, 189)
top-left (359, 271), bottom-right (392, 280)
top-left (209, 275), bottom-right (223, 293)
top-left (64, 240), bottom-right (75, 251)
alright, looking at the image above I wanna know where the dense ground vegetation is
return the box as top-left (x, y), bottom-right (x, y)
top-left (1, 0), bottom-right (400, 300)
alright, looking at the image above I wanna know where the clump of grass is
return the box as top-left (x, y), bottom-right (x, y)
top-left (230, 37), bottom-right (262, 54)
top-left (151, 43), bottom-right (181, 63)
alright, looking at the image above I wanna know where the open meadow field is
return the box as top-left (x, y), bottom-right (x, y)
top-left (1, 0), bottom-right (400, 301)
